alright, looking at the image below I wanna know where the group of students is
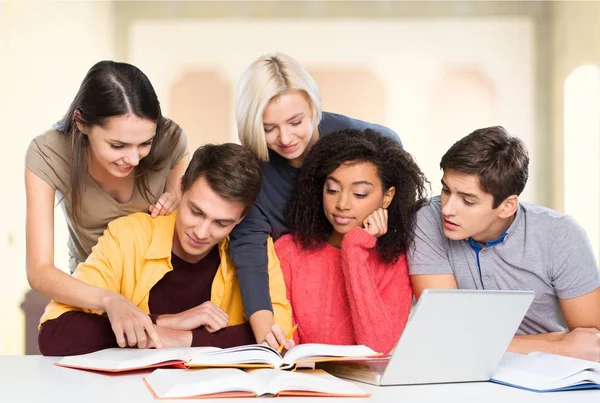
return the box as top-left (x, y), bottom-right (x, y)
top-left (26, 53), bottom-right (600, 362)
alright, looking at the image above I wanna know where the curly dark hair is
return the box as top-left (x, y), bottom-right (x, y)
top-left (285, 128), bottom-right (428, 264)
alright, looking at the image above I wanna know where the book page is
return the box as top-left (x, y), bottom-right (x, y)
top-left (282, 343), bottom-right (379, 366)
top-left (144, 368), bottom-right (257, 398)
top-left (187, 344), bottom-right (283, 368)
top-left (247, 369), bottom-right (369, 396)
top-left (57, 347), bottom-right (214, 371)
top-left (492, 352), bottom-right (600, 390)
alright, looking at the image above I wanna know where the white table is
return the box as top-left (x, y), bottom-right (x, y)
top-left (0, 356), bottom-right (597, 402)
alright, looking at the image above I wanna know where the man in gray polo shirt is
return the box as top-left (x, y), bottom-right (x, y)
top-left (409, 126), bottom-right (600, 362)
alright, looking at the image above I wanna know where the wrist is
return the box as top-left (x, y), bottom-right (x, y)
top-left (179, 329), bottom-right (193, 347)
top-left (99, 291), bottom-right (123, 311)
top-left (156, 313), bottom-right (177, 329)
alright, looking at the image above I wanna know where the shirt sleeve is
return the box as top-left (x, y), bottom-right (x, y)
top-left (168, 123), bottom-right (188, 169)
top-left (228, 204), bottom-right (274, 316)
top-left (549, 216), bottom-right (600, 299)
top-left (25, 131), bottom-right (70, 192)
top-left (407, 201), bottom-right (454, 275)
top-left (340, 228), bottom-right (412, 355)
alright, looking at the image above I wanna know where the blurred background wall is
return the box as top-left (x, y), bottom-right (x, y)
top-left (0, 0), bottom-right (599, 354)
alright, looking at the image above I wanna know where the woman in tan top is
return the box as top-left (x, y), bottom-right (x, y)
top-left (25, 60), bottom-right (188, 349)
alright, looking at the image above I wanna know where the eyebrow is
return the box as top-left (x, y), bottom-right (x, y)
top-left (107, 135), bottom-right (155, 146)
top-left (188, 201), bottom-right (238, 223)
top-left (441, 179), bottom-right (480, 200)
top-left (327, 177), bottom-right (375, 187)
top-left (263, 113), bottom-right (305, 126)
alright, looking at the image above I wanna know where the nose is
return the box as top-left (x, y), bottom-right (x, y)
top-left (193, 220), bottom-right (211, 240)
top-left (441, 196), bottom-right (456, 217)
top-left (335, 192), bottom-right (351, 211)
top-left (279, 127), bottom-right (292, 146)
top-left (123, 148), bottom-right (140, 166)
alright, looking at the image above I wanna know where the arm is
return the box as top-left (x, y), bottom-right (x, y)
top-left (38, 311), bottom-right (118, 356)
top-left (26, 168), bottom-right (122, 311)
top-left (229, 204), bottom-right (275, 342)
top-left (340, 228), bottom-right (412, 354)
top-left (149, 152), bottom-right (190, 217)
top-left (408, 201), bottom-right (458, 299)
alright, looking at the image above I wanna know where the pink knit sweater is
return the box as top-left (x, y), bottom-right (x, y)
top-left (275, 227), bottom-right (412, 355)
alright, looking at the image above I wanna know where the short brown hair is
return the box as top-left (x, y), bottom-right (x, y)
top-left (440, 126), bottom-right (529, 208)
top-left (181, 143), bottom-right (262, 215)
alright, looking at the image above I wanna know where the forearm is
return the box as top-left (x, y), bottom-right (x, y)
top-left (507, 333), bottom-right (566, 355)
top-left (38, 311), bottom-right (118, 356)
top-left (191, 323), bottom-right (256, 348)
top-left (28, 263), bottom-right (115, 311)
top-left (249, 310), bottom-right (275, 343)
top-left (341, 232), bottom-right (411, 353)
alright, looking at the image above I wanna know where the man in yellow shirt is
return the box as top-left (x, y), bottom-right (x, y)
top-left (38, 143), bottom-right (292, 356)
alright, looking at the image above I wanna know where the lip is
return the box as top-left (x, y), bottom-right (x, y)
top-left (114, 163), bottom-right (133, 174)
top-left (186, 233), bottom-right (210, 248)
top-left (333, 214), bottom-right (354, 225)
top-left (278, 143), bottom-right (299, 154)
top-left (443, 218), bottom-right (459, 230)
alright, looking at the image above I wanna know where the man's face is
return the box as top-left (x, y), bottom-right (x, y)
top-left (440, 169), bottom-right (503, 243)
top-left (173, 176), bottom-right (245, 262)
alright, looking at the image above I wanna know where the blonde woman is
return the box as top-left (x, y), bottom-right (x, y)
top-left (230, 52), bottom-right (402, 347)
top-left (26, 61), bottom-right (188, 349)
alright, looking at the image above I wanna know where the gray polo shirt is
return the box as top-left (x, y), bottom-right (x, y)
top-left (408, 196), bottom-right (600, 335)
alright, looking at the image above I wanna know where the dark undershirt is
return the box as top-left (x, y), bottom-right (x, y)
top-left (38, 247), bottom-right (255, 356)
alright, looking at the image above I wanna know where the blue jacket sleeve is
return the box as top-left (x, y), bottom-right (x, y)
top-left (228, 204), bottom-right (274, 316)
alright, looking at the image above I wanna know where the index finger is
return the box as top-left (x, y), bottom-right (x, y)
top-left (145, 323), bottom-right (163, 349)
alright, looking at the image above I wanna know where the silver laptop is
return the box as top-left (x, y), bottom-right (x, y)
top-left (319, 289), bottom-right (534, 385)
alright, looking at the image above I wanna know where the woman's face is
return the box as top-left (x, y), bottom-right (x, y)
top-left (323, 161), bottom-right (394, 240)
top-left (262, 90), bottom-right (316, 168)
top-left (81, 114), bottom-right (157, 178)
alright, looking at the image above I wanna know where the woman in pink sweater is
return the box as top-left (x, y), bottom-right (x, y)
top-left (274, 128), bottom-right (428, 355)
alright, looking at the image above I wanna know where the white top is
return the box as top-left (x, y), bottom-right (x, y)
top-left (0, 356), bottom-right (597, 402)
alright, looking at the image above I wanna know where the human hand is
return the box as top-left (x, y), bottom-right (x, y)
top-left (146, 325), bottom-right (192, 349)
top-left (157, 301), bottom-right (229, 333)
top-left (102, 293), bottom-right (162, 349)
top-left (557, 327), bottom-right (600, 362)
top-left (363, 208), bottom-right (388, 238)
top-left (149, 192), bottom-right (179, 218)
top-left (262, 324), bottom-right (295, 351)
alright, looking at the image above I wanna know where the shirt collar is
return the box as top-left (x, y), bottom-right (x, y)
top-left (144, 210), bottom-right (229, 260)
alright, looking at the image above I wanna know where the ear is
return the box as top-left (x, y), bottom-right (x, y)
top-left (383, 186), bottom-right (396, 209)
top-left (74, 109), bottom-right (88, 134)
top-left (498, 195), bottom-right (518, 219)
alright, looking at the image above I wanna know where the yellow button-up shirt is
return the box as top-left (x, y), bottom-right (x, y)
top-left (40, 211), bottom-right (292, 336)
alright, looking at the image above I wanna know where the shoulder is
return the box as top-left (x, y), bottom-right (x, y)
top-left (27, 128), bottom-right (71, 158)
top-left (519, 203), bottom-right (579, 234)
top-left (319, 112), bottom-right (401, 147)
top-left (416, 196), bottom-right (443, 227)
top-left (274, 234), bottom-right (300, 256)
top-left (105, 212), bottom-right (154, 238)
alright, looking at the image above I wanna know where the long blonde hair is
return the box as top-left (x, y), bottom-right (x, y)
top-left (235, 53), bottom-right (322, 161)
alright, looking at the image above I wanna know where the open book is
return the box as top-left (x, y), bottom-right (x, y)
top-left (55, 343), bottom-right (380, 373)
top-left (491, 352), bottom-right (600, 392)
top-left (144, 368), bottom-right (370, 399)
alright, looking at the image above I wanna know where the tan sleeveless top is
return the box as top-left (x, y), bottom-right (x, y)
top-left (26, 127), bottom-right (187, 273)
